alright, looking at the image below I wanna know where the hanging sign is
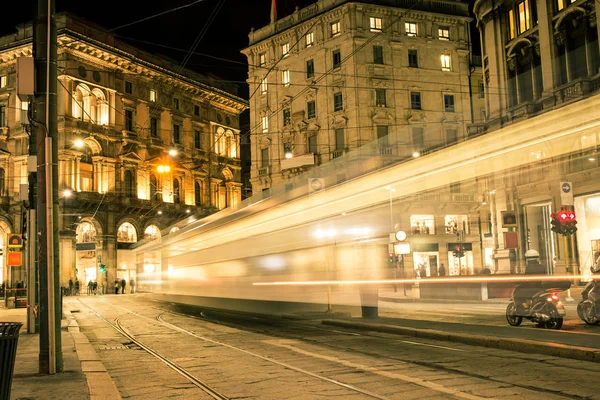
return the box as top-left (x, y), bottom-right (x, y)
top-left (8, 251), bottom-right (23, 267)
top-left (7, 234), bottom-right (23, 249)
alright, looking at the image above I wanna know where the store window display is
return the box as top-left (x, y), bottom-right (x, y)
top-left (410, 215), bottom-right (435, 234)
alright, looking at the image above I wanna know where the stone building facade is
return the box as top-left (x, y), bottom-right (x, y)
top-left (242, 0), bottom-right (483, 195)
top-left (0, 14), bottom-right (247, 292)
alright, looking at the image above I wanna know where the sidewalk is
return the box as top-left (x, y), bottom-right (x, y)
top-left (0, 297), bottom-right (121, 400)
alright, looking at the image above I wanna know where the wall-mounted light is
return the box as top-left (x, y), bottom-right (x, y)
top-left (157, 165), bottom-right (171, 173)
top-left (74, 139), bottom-right (84, 148)
top-left (284, 143), bottom-right (293, 159)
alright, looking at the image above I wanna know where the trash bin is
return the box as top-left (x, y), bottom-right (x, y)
top-left (0, 322), bottom-right (23, 400)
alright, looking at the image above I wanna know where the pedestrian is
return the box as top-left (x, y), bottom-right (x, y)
top-left (438, 263), bottom-right (446, 277)
top-left (114, 280), bottom-right (119, 294)
top-left (92, 281), bottom-right (98, 295)
top-left (87, 280), bottom-right (93, 295)
top-left (68, 278), bottom-right (74, 296)
top-left (130, 278), bottom-right (135, 294)
top-left (120, 278), bottom-right (126, 294)
top-left (75, 280), bottom-right (80, 295)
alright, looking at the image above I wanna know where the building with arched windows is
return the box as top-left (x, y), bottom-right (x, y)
top-left (0, 13), bottom-right (247, 291)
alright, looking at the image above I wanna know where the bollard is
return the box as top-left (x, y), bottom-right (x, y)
top-left (0, 322), bottom-right (23, 400)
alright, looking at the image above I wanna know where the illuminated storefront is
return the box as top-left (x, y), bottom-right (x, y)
top-left (575, 194), bottom-right (600, 282)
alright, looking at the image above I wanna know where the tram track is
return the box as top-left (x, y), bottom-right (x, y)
top-left (75, 297), bottom-right (594, 400)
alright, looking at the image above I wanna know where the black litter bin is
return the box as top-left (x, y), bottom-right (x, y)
top-left (0, 322), bottom-right (22, 400)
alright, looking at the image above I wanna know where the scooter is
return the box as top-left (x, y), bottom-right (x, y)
top-left (506, 285), bottom-right (569, 330)
top-left (577, 267), bottom-right (600, 325)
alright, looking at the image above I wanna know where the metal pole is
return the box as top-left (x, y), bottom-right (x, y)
top-left (27, 209), bottom-right (37, 334)
top-left (45, 137), bottom-right (56, 374)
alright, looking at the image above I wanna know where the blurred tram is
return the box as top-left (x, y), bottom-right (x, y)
top-left (134, 95), bottom-right (600, 315)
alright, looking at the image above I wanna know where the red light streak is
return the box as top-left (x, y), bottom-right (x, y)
top-left (252, 274), bottom-right (583, 286)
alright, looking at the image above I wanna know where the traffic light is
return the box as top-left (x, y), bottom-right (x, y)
top-left (550, 213), bottom-right (562, 234)
top-left (453, 245), bottom-right (464, 258)
top-left (99, 264), bottom-right (106, 273)
top-left (388, 253), bottom-right (396, 264)
top-left (552, 210), bottom-right (577, 236)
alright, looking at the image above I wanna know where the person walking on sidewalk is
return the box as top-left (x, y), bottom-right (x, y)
top-left (114, 280), bottom-right (119, 294)
top-left (120, 278), bottom-right (126, 294)
top-left (75, 279), bottom-right (80, 295)
top-left (68, 278), bottom-right (74, 296)
top-left (130, 278), bottom-right (135, 294)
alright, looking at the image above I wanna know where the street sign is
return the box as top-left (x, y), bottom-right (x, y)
top-left (7, 234), bottom-right (23, 248)
top-left (8, 251), bottom-right (23, 266)
top-left (560, 181), bottom-right (573, 206)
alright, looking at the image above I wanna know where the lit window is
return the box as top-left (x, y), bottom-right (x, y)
top-left (150, 89), bottom-right (157, 102)
top-left (557, 0), bottom-right (565, 11)
top-left (445, 215), bottom-right (469, 234)
top-left (441, 54), bottom-right (451, 71)
top-left (0, 75), bottom-right (6, 88)
top-left (305, 32), bottom-right (314, 47)
top-left (261, 116), bottom-right (268, 133)
top-left (331, 21), bottom-right (341, 37)
top-left (261, 78), bottom-right (268, 94)
top-left (410, 215), bottom-right (435, 234)
top-left (508, 10), bottom-right (516, 40)
top-left (282, 42), bottom-right (290, 58)
top-left (282, 70), bottom-right (290, 87)
top-left (370, 17), bottom-right (382, 32)
top-left (117, 222), bottom-right (137, 243)
top-left (438, 27), bottom-right (450, 40)
top-left (405, 22), bottom-right (418, 36)
top-left (259, 53), bottom-right (267, 66)
top-left (518, 0), bottom-right (530, 34)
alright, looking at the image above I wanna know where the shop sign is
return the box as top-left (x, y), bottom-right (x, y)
top-left (76, 242), bottom-right (96, 251)
top-left (7, 234), bottom-right (23, 248)
top-left (8, 251), bottom-right (22, 267)
top-left (412, 243), bottom-right (439, 252)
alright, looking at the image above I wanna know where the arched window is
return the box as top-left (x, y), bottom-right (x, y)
top-left (0, 168), bottom-right (5, 196)
top-left (194, 181), bottom-right (202, 206)
top-left (72, 85), bottom-right (86, 119)
top-left (76, 221), bottom-right (96, 243)
top-left (169, 226), bottom-right (179, 234)
top-left (173, 178), bottom-right (181, 204)
top-left (150, 174), bottom-right (161, 201)
top-left (92, 88), bottom-right (109, 125)
top-left (144, 224), bottom-right (161, 240)
top-left (117, 222), bottom-right (137, 243)
top-left (226, 130), bottom-right (237, 158)
top-left (124, 170), bottom-right (135, 198)
top-left (216, 127), bottom-right (226, 156)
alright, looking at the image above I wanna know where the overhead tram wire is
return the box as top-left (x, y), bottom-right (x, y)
top-left (109, 0), bottom-right (207, 31)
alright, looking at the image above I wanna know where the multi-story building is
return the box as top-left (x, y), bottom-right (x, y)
top-left (473, 0), bottom-right (600, 276)
top-left (242, 0), bottom-right (483, 195)
top-left (0, 13), bottom-right (247, 292)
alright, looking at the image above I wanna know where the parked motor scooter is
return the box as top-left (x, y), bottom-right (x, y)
top-left (506, 283), bottom-right (570, 330)
top-left (577, 266), bottom-right (600, 325)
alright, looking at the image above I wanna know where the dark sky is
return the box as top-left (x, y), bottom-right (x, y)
top-left (2, 0), bottom-right (317, 99)
top-left (3, 0), bottom-right (477, 99)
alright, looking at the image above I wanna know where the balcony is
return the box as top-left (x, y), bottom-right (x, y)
top-left (258, 166), bottom-right (271, 176)
top-left (331, 149), bottom-right (345, 159)
top-left (378, 145), bottom-right (393, 156)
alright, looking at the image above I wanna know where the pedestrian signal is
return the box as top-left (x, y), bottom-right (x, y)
top-left (453, 245), bottom-right (465, 258)
top-left (99, 264), bottom-right (106, 273)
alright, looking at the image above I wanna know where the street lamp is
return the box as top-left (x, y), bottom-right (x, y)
top-left (284, 142), bottom-right (293, 159)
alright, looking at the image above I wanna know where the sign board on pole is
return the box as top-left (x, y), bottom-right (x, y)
top-left (7, 234), bottom-right (23, 248)
top-left (560, 181), bottom-right (573, 206)
top-left (8, 251), bottom-right (23, 267)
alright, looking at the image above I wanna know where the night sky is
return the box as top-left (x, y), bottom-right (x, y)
top-left (3, 0), bottom-right (477, 99)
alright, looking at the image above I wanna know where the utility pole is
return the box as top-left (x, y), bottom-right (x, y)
top-left (33, 0), bottom-right (62, 374)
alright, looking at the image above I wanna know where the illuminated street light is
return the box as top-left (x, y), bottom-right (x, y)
top-left (157, 165), bottom-right (171, 173)
top-left (168, 148), bottom-right (178, 157)
top-left (412, 151), bottom-right (420, 158)
top-left (63, 189), bottom-right (72, 198)
top-left (74, 139), bottom-right (84, 148)
top-left (284, 143), bottom-right (293, 159)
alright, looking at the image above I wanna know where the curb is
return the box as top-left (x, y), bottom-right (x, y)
top-left (322, 319), bottom-right (600, 363)
top-left (63, 304), bottom-right (122, 400)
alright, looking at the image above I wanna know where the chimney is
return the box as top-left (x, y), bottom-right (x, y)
top-left (270, 0), bottom-right (277, 24)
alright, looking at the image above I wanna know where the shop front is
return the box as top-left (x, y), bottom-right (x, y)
top-left (412, 243), bottom-right (439, 278)
top-left (447, 243), bottom-right (474, 275)
top-left (522, 203), bottom-right (555, 274)
top-left (574, 194), bottom-right (600, 281)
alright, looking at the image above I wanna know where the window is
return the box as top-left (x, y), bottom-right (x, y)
top-left (125, 109), bottom-right (134, 132)
top-left (150, 117), bottom-right (158, 137)
top-left (405, 22), bottom-right (418, 36)
top-left (259, 53), bottom-right (267, 66)
top-left (370, 17), bottom-right (382, 32)
top-left (173, 124), bottom-right (181, 144)
top-left (194, 105), bottom-right (200, 116)
top-left (125, 81), bottom-right (132, 94)
top-left (447, 129), bottom-right (457, 145)
top-left (174, 98), bottom-right (180, 110)
top-left (450, 182), bottom-right (461, 193)
top-left (408, 50), bottom-right (419, 68)
top-left (373, 45), bottom-right (384, 64)
top-left (261, 116), bottom-right (268, 133)
top-left (123, 171), bottom-right (136, 199)
top-left (194, 130), bottom-right (202, 149)
top-left (412, 127), bottom-right (424, 149)
top-left (150, 89), bottom-right (157, 102)
top-left (410, 92), bottom-right (421, 110)
top-left (410, 215), bottom-right (435, 234)
top-left (479, 81), bottom-right (485, 98)
top-left (261, 148), bottom-right (269, 167)
top-left (305, 32), bottom-right (314, 47)
top-left (260, 78), bottom-right (268, 94)
top-left (307, 100), bottom-right (316, 119)
top-left (438, 26), bottom-right (450, 40)
top-left (441, 54), bottom-right (451, 71)
top-left (518, 0), bottom-right (531, 34)
top-left (308, 135), bottom-right (317, 154)
top-left (306, 59), bottom-right (314, 78)
top-left (332, 49), bottom-right (341, 68)
top-left (282, 70), bottom-right (290, 87)
top-left (173, 178), bottom-right (181, 204)
top-left (0, 75), bottom-right (6, 88)
top-left (333, 92), bottom-right (343, 112)
top-left (508, 0), bottom-right (532, 39)
top-left (444, 94), bottom-right (455, 112)
top-left (0, 106), bottom-right (5, 127)
top-left (331, 21), bottom-right (341, 37)
top-left (375, 88), bottom-right (386, 107)
top-left (281, 42), bottom-right (290, 58)
top-left (283, 108), bottom-right (291, 126)
top-left (377, 125), bottom-right (389, 145)
top-left (335, 128), bottom-right (345, 150)
top-left (508, 10), bottom-right (516, 40)
top-left (195, 181), bottom-right (202, 206)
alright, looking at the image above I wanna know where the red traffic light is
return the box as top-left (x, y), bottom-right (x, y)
top-left (558, 211), bottom-right (575, 222)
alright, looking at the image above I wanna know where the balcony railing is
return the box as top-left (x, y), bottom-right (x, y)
top-left (258, 166), bottom-right (271, 176)
top-left (331, 149), bottom-right (344, 159)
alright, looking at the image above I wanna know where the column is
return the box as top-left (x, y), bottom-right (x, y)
top-left (536, 0), bottom-right (557, 96)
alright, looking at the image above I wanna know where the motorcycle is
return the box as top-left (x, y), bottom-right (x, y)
top-left (577, 267), bottom-right (600, 325)
top-left (506, 283), bottom-right (569, 330)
